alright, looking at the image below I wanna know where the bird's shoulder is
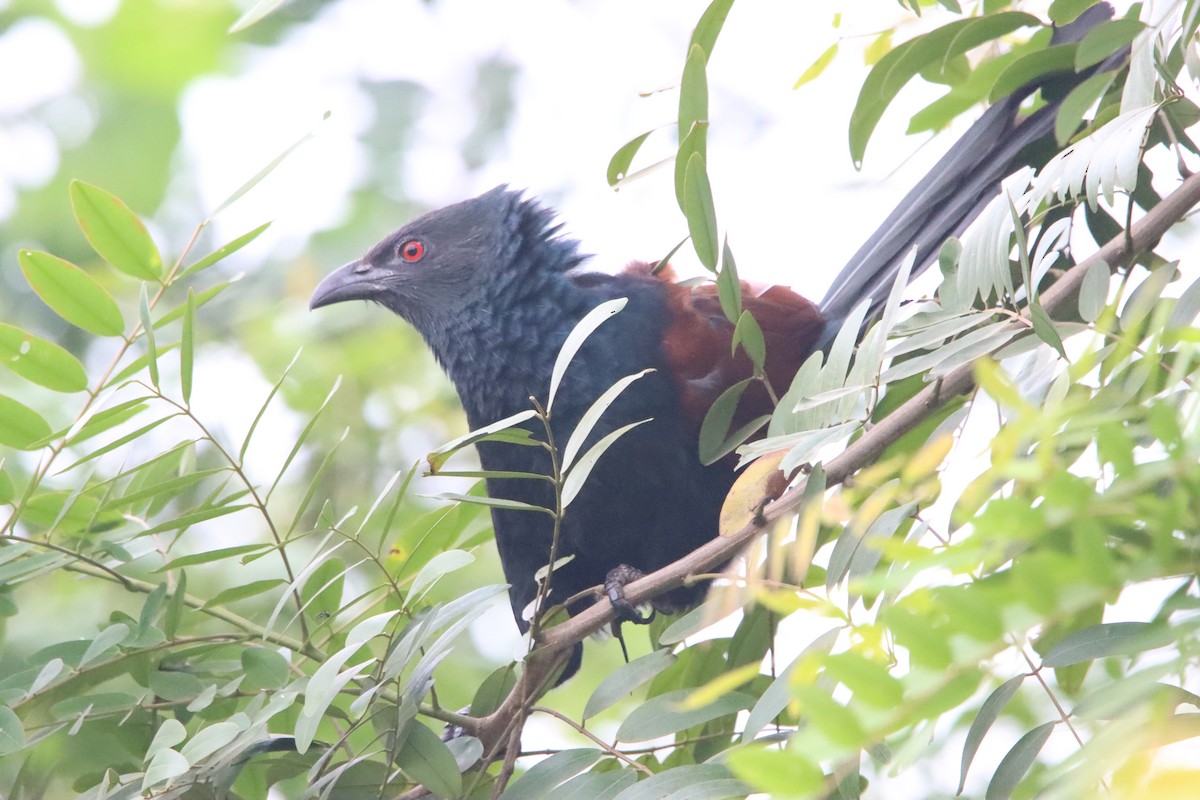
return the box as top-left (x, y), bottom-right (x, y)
top-left (616, 261), bottom-right (825, 432)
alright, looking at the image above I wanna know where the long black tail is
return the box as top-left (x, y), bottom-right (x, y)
top-left (817, 2), bottom-right (1122, 347)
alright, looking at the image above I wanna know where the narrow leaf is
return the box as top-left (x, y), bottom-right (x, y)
top-left (607, 130), bottom-right (655, 187)
top-left (181, 290), bottom-right (195, 404)
top-left (794, 42), bottom-right (839, 88)
top-left (181, 222), bottom-right (271, 277)
top-left (561, 369), bottom-right (653, 472)
top-left (985, 722), bottom-right (1055, 800)
top-left (1078, 260), bottom-right (1111, 322)
top-left (1029, 303), bottom-right (1068, 360)
top-left (427, 409), bottom-right (538, 472)
top-left (683, 153), bottom-right (719, 270)
top-left (139, 285), bottom-right (159, 389)
top-left (404, 550), bottom-right (475, 608)
top-left (1041, 622), bottom-right (1173, 667)
top-left (689, 0), bottom-right (736, 60)
top-left (617, 689), bottom-right (753, 742)
top-left (698, 378), bottom-right (753, 465)
top-left (548, 299), bottom-right (628, 412)
top-left (583, 649), bottom-right (676, 720)
top-left (501, 748), bottom-right (604, 800)
top-left (562, 419), bottom-right (651, 508)
top-left (959, 675), bottom-right (1025, 794)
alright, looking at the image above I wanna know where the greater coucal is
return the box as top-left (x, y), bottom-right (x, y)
top-left (310, 5), bottom-right (1118, 679)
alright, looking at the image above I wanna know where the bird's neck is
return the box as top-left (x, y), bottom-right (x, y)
top-left (423, 250), bottom-right (590, 428)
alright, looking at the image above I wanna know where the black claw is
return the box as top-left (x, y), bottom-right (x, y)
top-left (605, 564), bottom-right (654, 625)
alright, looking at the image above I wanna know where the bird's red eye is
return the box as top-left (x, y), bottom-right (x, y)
top-left (399, 240), bottom-right (425, 262)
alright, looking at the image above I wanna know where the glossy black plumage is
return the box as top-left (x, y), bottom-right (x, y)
top-left (310, 3), bottom-right (1118, 681)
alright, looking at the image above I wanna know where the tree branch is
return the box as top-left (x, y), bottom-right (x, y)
top-left (464, 169), bottom-right (1200, 754)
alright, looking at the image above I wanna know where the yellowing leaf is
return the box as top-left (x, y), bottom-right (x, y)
top-left (719, 448), bottom-right (789, 536)
top-left (900, 433), bottom-right (954, 483)
top-left (794, 42), bottom-right (839, 89)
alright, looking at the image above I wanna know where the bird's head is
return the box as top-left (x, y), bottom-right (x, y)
top-left (310, 185), bottom-right (567, 332)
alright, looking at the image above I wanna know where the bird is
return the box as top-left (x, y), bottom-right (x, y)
top-left (310, 5), bottom-right (1119, 681)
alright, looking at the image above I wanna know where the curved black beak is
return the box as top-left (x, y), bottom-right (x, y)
top-left (309, 260), bottom-right (385, 310)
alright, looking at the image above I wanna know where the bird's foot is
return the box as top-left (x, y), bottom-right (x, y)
top-left (605, 564), bottom-right (654, 625)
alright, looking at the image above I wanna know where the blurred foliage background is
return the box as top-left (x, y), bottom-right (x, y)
top-left (4, 1), bottom-right (1200, 798)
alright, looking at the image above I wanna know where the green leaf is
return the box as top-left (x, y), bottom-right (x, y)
top-left (742, 627), bottom-right (840, 742)
top-left (674, 121), bottom-right (708, 212)
top-left (0, 394), bottom-right (53, 450)
top-left (113, 469), bottom-right (225, 516)
top-left (179, 721), bottom-right (238, 764)
top-left (67, 398), bottom-right (150, 445)
top-left (561, 370), bottom-right (653, 472)
top-left (824, 652), bottom-right (904, 708)
top-left (18, 250), bottom-right (125, 337)
top-left (137, 503), bottom-right (254, 538)
top-left (698, 378), bottom-right (753, 465)
top-left (139, 285), bottom-right (159, 389)
top-left (730, 749), bottom-right (823, 798)
top-left (228, 0), bottom-right (286, 33)
top-left (241, 646), bottom-right (290, 690)
top-left (203, 579), bottom-right (286, 609)
top-left (1078, 259), bottom-right (1111, 322)
top-left (301, 556), bottom-right (346, 621)
top-left (59, 414), bottom-right (180, 474)
top-left (69, 181), bottom-right (162, 281)
top-left (562, 420), bottom-right (651, 508)
top-left (1048, 0), bottom-right (1098, 24)
top-left (1075, 18), bottom-right (1144, 70)
top-left (435, 492), bottom-right (551, 514)
top-left (607, 130), bottom-right (655, 187)
top-left (794, 42), bottom-right (839, 88)
top-left (181, 222), bottom-right (271, 277)
top-left (616, 689), bottom-right (753, 742)
top-left (404, 549), bottom-right (475, 607)
top-left (0, 706), bottom-right (26, 756)
top-left (584, 648), bottom-right (676, 721)
top-left (554, 771), bottom-right (638, 800)
top-left (427, 409), bottom-right (539, 473)
top-left (988, 44), bottom-right (1078, 103)
top-left (1055, 69), bottom-right (1118, 145)
top-left (683, 153), bottom-right (719, 270)
top-left (470, 664), bottom-right (518, 717)
top-left (620, 764), bottom-right (747, 800)
top-left (181, 289), bottom-right (195, 404)
top-left (549, 298), bottom-right (628, 412)
top-left (1029, 302), bottom-right (1068, 359)
top-left (679, 43), bottom-right (709, 148)
top-left (79, 622), bottom-right (130, 667)
top-left (733, 310), bottom-right (766, 371)
top-left (501, 748), bottom-right (604, 800)
top-left (689, 0), bottom-right (736, 60)
top-left (0, 467), bottom-right (15, 505)
top-left (1041, 622), bottom-right (1174, 667)
top-left (142, 748), bottom-right (188, 791)
top-left (716, 239), bottom-right (742, 321)
top-left (0, 324), bottom-right (88, 393)
top-left (959, 675), bottom-right (1025, 794)
top-left (849, 12), bottom-right (1039, 165)
top-left (395, 722), bottom-right (462, 798)
top-left (985, 722), bottom-right (1055, 800)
